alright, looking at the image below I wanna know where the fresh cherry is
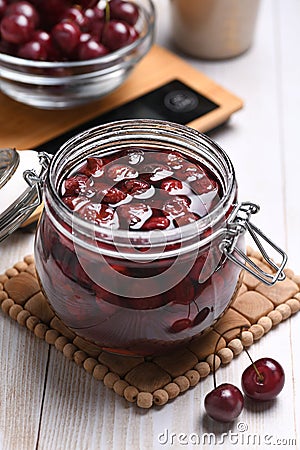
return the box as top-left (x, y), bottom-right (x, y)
top-left (205, 383), bottom-right (244, 423)
top-left (82, 7), bottom-right (104, 39)
top-left (1, 13), bottom-right (34, 44)
top-left (242, 357), bottom-right (285, 401)
top-left (5, 1), bottom-right (39, 28)
top-left (110, 0), bottom-right (139, 26)
top-left (78, 38), bottom-right (108, 60)
top-left (102, 19), bottom-right (131, 51)
top-left (62, 6), bottom-right (86, 28)
top-left (51, 20), bottom-right (81, 55)
top-left (17, 39), bottom-right (47, 60)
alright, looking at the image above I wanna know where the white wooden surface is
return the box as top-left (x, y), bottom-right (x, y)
top-left (1, 0), bottom-right (300, 448)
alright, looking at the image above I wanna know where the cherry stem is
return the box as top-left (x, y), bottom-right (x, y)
top-left (243, 346), bottom-right (264, 382)
top-left (212, 325), bottom-right (250, 390)
top-left (105, 0), bottom-right (110, 22)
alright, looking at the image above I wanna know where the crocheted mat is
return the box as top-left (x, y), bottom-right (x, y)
top-left (0, 248), bottom-right (299, 409)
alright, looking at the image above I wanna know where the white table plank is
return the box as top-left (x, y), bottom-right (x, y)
top-left (0, 232), bottom-right (49, 450)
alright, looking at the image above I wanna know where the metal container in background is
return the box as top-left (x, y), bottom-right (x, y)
top-left (170, 0), bottom-right (261, 59)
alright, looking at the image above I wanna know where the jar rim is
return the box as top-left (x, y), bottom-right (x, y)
top-left (46, 119), bottom-right (236, 249)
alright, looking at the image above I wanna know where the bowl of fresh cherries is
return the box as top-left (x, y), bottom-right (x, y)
top-left (0, 0), bottom-right (155, 108)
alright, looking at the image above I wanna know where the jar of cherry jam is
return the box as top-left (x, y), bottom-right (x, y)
top-left (0, 120), bottom-right (287, 356)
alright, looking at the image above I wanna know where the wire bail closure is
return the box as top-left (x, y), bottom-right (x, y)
top-left (0, 152), bottom-right (52, 243)
top-left (220, 202), bottom-right (287, 286)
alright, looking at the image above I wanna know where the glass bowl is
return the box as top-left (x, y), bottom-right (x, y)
top-left (0, 0), bottom-right (155, 110)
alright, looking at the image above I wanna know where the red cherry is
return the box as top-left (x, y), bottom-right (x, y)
top-left (205, 383), bottom-right (244, 423)
top-left (169, 318), bottom-right (192, 333)
top-left (32, 29), bottom-right (51, 45)
top-left (5, 1), bottom-right (39, 27)
top-left (62, 6), bottom-right (86, 28)
top-left (17, 39), bottom-right (47, 60)
top-left (191, 175), bottom-right (218, 194)
top-left (127, 24), bottom-right (139, 44)
top-left (166, 151), bottom-right (184, 168)
top-left (62, 195), bottom-right (89, 211)
top-left (102, 187), bottom-right (127, 204)
top-left (242, 357), bottom-right (285, 401)
top-left (78, 37), bottom-right (108, 59)
top-left (51, 20), bottom-right (81, 55)
top-left (82, 7), bottom-right (104, 39)
top-left (142, 216), bottom-right (170, 231)
top-left (63, 174), bottom-right (90, 196)
top-left (160, 178), bottom-right (183, 193)
top-left (79, 32), bottom-right (93, 46)
top-left (106, 164), bottom-right (138, 181)
top-left (174, 213), bottom-right (199, 227)
top-left (101, 19), bottom-right (131, 51)
top-left (110, 0), bottom-right (139, 26)
top-left (193, 306), bottom-right (210, 326)
top-left (1, 13), bottom-right (34, 44)
top-left (162, 195), bottom-right (191, 217)
top-left (141, 163), bottom-right (173, 182)
top-left (31, 29), bottom-right (60, 60)
top-left (123, 179), bottom-right (151, 196)
top-left (79, 157), bottom-right (104, 177)
top-left (78, 203), bottom-right (117, 227)
top-left (118, 203), bottom-right (152, 229)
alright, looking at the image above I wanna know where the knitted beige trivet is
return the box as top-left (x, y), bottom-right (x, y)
top-left (0, 248), bottom-right (299, 409)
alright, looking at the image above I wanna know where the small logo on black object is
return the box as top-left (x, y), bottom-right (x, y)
top-left (164, 90), bottom-right (199, 113)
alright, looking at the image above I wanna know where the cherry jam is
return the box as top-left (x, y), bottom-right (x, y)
top-left (60, 148), bottom-right (222, 232)
top-left (34, 120), bottom-right (244, 356)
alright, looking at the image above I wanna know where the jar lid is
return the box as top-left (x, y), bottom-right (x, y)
top-left (0, 149), bottom-right (50, 242)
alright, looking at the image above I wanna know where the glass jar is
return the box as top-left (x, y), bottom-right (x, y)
top-left (0, 121), bottom-right (287, 356)
top-left (30, 120), bottom-right (286, 356)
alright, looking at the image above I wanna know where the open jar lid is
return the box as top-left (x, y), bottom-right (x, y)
top-left (0, 148), bottom-right (50, 242)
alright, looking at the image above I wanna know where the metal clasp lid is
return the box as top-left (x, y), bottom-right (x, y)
top-left (220, 202), bottom-right (287, 286)
top-left (0, 150), bottom-right (52, 243)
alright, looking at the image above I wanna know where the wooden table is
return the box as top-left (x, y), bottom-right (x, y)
top-left (1, 0), bottom-right (299, 448)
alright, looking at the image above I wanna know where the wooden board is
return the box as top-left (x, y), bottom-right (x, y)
top-left (0, 248), bottom-right (299, 409)
top-left (0, 45), bottom-right (243, 150)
